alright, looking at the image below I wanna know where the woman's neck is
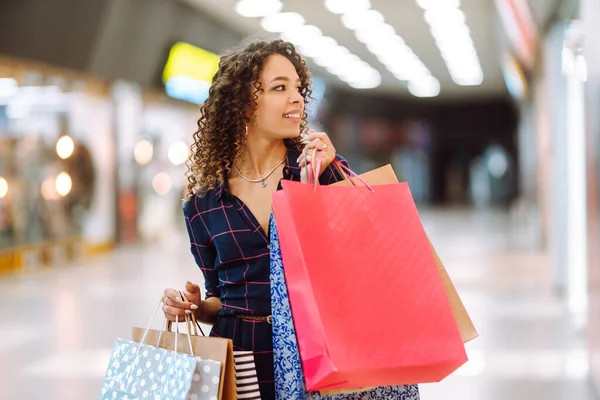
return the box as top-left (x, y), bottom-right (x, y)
top-left (238, 136), bottom-right (288, 178)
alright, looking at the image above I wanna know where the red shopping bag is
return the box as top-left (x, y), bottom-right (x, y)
top-left (271, 161), bottom-right (467, 391)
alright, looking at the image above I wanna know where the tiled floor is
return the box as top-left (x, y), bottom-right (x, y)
top-left (0, 207), bottom-right (598, 399)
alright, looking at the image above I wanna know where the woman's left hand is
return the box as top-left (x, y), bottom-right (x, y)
top-left (298, 130), bottom-right (336, 183)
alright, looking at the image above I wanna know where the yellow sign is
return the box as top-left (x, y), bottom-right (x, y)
top-left (162, 42), bottom-right (220, 85)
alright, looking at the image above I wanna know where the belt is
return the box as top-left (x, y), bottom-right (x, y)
top-left (235, 314), bottom-right (273, 324)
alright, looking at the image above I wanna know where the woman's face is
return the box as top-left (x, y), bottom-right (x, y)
top-left (249, 54), bottom-right (305, 140)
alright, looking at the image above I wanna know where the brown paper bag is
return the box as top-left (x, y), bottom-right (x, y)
top-left (332, 164), bottom-right (478, 344)
top-left (132, 325), bottom-right (237, 400)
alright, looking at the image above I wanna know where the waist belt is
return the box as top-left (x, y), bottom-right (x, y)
top-left (234, 314), bottom-right (273, 324)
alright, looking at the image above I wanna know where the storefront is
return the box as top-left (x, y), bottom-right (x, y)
top-left (0, 55), bottom-right (203, 270)
top-left (0, 56), bottom-right (115, 269)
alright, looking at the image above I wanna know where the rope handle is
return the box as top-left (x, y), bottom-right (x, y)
top-left (306, 150), bottom-right (374, 192)
top-left (164, 290), bottom-right (206, 337)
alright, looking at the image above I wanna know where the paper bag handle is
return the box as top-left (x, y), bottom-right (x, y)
top-left (307, 149), bottom-right (374, 192)
top-left (164, 290), bottom-right (206, 337)
top-left (142, 293), bottom-right (195, 356)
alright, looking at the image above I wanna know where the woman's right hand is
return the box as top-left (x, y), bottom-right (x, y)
top-left (162, 281), bottom-right (203, 322)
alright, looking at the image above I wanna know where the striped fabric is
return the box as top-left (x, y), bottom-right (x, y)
top-left (234, 351), bottom-right (261, 400)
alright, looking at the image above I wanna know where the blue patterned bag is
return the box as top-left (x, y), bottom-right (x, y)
top-left (99, 338), bottom-right (197, 400)
top-left (269, 216), bottom-right (420, 400)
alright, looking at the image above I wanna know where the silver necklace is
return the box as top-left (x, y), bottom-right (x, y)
top-left (234, 156), bottom-right (287, 188)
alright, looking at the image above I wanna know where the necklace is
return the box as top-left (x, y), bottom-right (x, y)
top-left (234, 156), bottom-right (287, 188)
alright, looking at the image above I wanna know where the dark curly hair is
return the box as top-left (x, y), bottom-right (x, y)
top-left (185, 39), bottom-right (312, 199)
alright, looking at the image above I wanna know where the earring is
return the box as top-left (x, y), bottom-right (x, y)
top-left (245, 125), bottom-right (248, 137)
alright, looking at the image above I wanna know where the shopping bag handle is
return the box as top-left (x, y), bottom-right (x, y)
top-left (139, 294), bottom-right (195, 356)
top-left (331, 159), bottom-right (374, 192)
top-left (307, 148), bottom-right (322, 188)
top-left (307, 149), bottom-right (373, 192)
top-left (119, 297), bottom-right (196, 392)
top-left (164, 290), bottom-right (207, 338)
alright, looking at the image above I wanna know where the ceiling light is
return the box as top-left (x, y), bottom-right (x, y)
top-left (425, 8), bottom-right (466, 26)
top-left (430, 23), bottom-right (471, 39)
top-left (354, 65), bottom-right (380, 80)
top-left (416, 0), bottom-right (460, 10)
top-left (419, 0), bottom-right (483, 86)
top-left (367, 36), bottom-right (406, 55)
top-left (261, 12), bottom-right (305, 32)
top-left (313, 45), bottom-right (350, 67)
top-left (299, 36), bottom-right (338, 58)
top-left (435, 34), bottom-right (474, 50)
top-left (438, 43), bottom-right (477, 59)
top-left (236, 0), bottom-right (282, 18)
top-left (377, 50), bottom-right (419, 68)
top-left (341, 9), bottom-right (384, 30)
top-left (408, 76), bottom-right (440, 97)
top-left (347, 70), bottom-right (381, 89)
top-left (326, 56), bottom-right (361, 75)
top-left (348, 81), bottom-right (378, 89)
top-left (331, 2), bottom-right (434, 89)
top-left (390, 62), bottom-right (431, 81)
top-left (281, 25), bottom-right (322, 46)
top-left (355, 23), bottom-right (396, 44)
top-left (327, 55), bottom-right (381, 89)
top-left (325, 0), bottom-right (371, 14)
top-left (337, 61), bottom-right (373, 81)
top-left (452, 74), bottom-right (484, 86)
top-left (447, 62), bottom-right (482, 76)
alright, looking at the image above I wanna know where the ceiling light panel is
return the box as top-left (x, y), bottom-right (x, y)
top-left (236, 0), bottom-right (282, 17)
top-left (260, 12), bottom-right (305, 32)
top-left (329, 3), bottom-right (438, 97)
top-left (237, 0), bottom-right (381, 89)
top-left (325, 0), bottom-right (371, 14)
top-left (255, 12), bottom-right (381, 89)
top-left (281, 24), bottom-right (380, 89)
top-left (417, 0), bottom-right (484, 86)
top-left (408, 75), bottom-right (441, 97)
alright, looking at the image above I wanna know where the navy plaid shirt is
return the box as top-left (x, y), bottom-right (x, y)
top-left (183, 143), bottom-right (349, 315)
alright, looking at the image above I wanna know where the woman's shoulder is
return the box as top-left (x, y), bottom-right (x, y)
top-left (182, 188), bottom-right (220, 217)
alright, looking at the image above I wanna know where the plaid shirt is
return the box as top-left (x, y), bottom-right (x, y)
top-left (183, 143), bottom-right (349, 315)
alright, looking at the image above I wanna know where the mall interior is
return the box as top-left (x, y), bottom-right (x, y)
top-left (0, 0), bottom-right (600, 399)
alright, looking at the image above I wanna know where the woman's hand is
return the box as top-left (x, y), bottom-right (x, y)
top-left (162, 281), bottom-right (203, 322)
top-left (298, 130), bottom-right (336, 183)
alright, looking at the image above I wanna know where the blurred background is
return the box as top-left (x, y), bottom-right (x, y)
top-left (0, 0), bottom-right (599, 398)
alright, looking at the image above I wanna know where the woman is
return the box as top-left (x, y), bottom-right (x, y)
top-left (162, 39), bottom-right (349, 400)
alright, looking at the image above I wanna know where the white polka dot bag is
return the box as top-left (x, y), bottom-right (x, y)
top-left (99, 338), bottom-right (197, 400)
top-left (99, 299), bottom-right (222, 400)
top-left (188, 356), bottom-right (222, 400)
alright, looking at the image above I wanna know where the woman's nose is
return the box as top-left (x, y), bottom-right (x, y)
top-left (290, 90), bottom-right (303, 104)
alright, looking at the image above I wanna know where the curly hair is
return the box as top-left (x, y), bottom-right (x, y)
top-left (185, 39), bottom-right (313, 199)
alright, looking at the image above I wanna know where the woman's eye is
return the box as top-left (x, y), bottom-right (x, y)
top-left (296, 87), bottom-right (302, 93)
top-left (274, 85), bottom-right (285, 91)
